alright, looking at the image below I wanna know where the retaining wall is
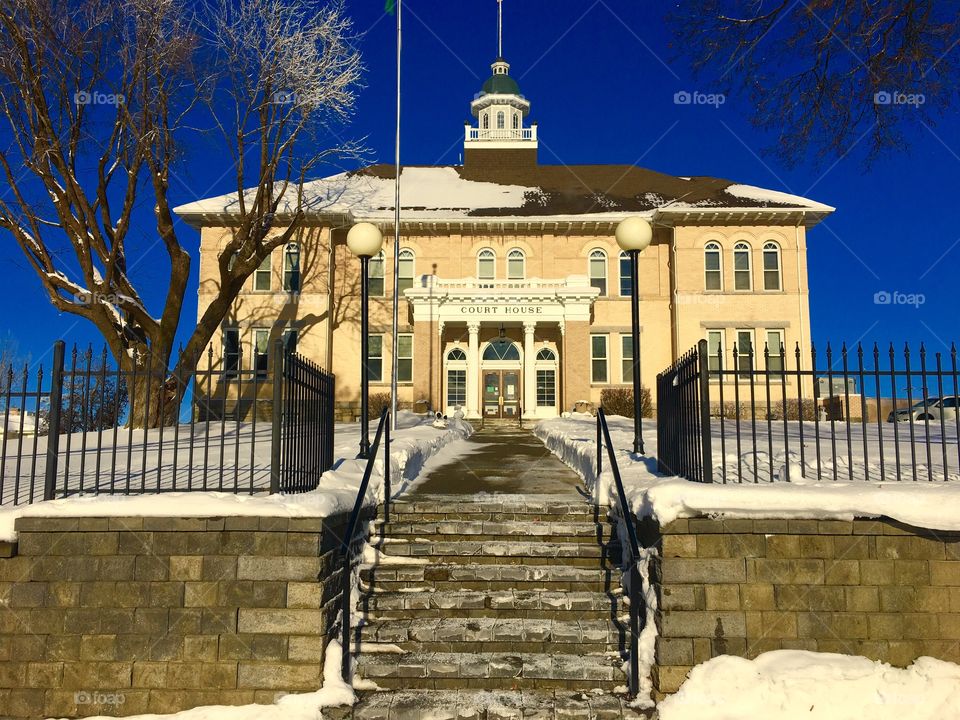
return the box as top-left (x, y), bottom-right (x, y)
top-left (0, 512), bottom-right (366, 719)
top-left (639, 516), bottom-right (960, 696)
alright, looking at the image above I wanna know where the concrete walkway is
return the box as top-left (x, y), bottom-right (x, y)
top-left (410, 425), bottom-right (585, 496)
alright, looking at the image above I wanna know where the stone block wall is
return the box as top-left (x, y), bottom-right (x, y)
top-left (639, 517), bottom-right (960, 696)
top-left (0, 512), bottom-right (367, 719)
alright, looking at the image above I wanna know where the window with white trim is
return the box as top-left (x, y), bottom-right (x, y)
top-left (446, 348), bottom-right (467, 407)
top-left (535, 348), bottom-right (557, 408)
top-left (253, 255), bottom-right (271, 291)
top-left (704, 242), bottom-right (723, 291)
top-left (619, 251), bottom-right (632, 297)
top-left (253, 328), bottom-right (270, 376)
top-left (765, 329), bottom-right (785, 374)
top-left (497, 111), bottom-right (505, 129)
top-left (397, 333), bottom-right (413, 383)
top-left (621, 334), bottom-right (636, 384)
top-left (763, 242), bottom-right (782, 291)
top-left (398, 249), bottom-right (415, 294)
top-left (368, 334), bottom-right (383, 382)
top-left (735, 329), bottom-right (754, 377)
top-left (477, 248), bottom-right (495, 281)
top-left (367, 251), bottom-right (385, 297)
top-left (589, 250), bottom-right (607, 296)
top-left (282, 328), bottom-right (298, 355)
top-left (591, 334), bottom-right (608, 383)
top-left (507, 249), bottom-right (525, 280)
top-left (706, 330), bottom-right (724, 375)
top-left (223, 328), bottom-right (240, 376)
top-left (733, 243), bottom-right (752, 291)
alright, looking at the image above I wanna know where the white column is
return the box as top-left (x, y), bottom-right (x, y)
top-left (467, 322), bottom-right (480, 419)
top-left (523, 321), bottom-right (536, 419)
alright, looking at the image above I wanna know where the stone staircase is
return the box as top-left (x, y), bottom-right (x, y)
top-left (331, 494), bottom-right (652, 719)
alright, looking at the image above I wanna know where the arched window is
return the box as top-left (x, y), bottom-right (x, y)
top-left (536, 348), bottom-right (557, 361)
top-left (535, 347), bottom-right (557, 408)
top-left (733, 242), bottom-right (752, 291)
top-left (497, 111), bottom-right (505, 130)
top-left (619, 251), bottom-right (632, 296)
top-left (704, 242), bottom-right (723, 291)
top-left (477, 248), bottom-right (496, 281)
top-left (398, 249), bottom-right (415, 294)
top-left (483, 340), bottom-right (520, 361)
top-left (507, 249), bottom-right (525, 280)
top-left (446, 347), bottom-right (467, 408)
top-left (482, 113), bottom-right (489, 130)
top-left (512, 113), bottom-right (520, 130)
top-left (589, 249), bottom-right (607, 295)
top-left (762, 242), bottom-right (782, 291)
top-left (367, 250), bottom-right (386, 296)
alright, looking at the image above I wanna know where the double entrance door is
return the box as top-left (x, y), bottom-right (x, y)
top-left (483, 370), bottom-right (520, 419)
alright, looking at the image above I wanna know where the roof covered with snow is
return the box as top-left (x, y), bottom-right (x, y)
top-left (173, 163), bottom-right (834, 227)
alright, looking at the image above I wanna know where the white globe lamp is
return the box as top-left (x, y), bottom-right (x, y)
top-left (347, 222), bottom-right (384, 258)
top-left (615, 216), bottom-right (653, 253)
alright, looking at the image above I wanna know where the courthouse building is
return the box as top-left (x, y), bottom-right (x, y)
top-left (175, 46), bottom-right (833, 421)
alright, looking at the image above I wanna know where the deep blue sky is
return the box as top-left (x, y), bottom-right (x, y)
top-left (2, 0), bottom-right (958, 367)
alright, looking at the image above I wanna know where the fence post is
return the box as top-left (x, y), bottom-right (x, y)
top-left (43, 340), bottom-right (65, 501)
top-left (383, 412), bottom-right (391, 522)
top-left (697, 339), bottom-right (713, 484)
top-left (270, 340), bottom-right (284, 494)
top-left (596, 411), bottom-right (602, 480)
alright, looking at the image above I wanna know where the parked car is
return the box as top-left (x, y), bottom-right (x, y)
top-left (887, 396), bottom-right (959, 423)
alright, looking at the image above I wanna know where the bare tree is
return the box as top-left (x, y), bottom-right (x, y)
top-left (670, 1), bottom-right (960, 164)
top-left (0, 0), bottom-right (363, 425)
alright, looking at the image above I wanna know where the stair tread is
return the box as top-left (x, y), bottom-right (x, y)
top-left (361, 616), bottom-right (621, 643)
top-left (374, 540), bottom-right (613, 558)
top-left (357, 651), bottom-right (622, 680)
top-left (361, 563), bottom-right (616, 581)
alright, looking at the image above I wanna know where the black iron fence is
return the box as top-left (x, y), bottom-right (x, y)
top-left (0, 339), bottom-right (336, 505)
top-left (657, 339), bottom-right (960, 483)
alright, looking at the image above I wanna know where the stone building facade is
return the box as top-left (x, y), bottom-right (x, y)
top-left (174, 49), bottom-right (833, 421)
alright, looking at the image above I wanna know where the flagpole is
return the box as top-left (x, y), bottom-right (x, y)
top-left (389, 0), bottom-right (402, 432)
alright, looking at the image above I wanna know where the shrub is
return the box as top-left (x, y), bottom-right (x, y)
top-left (600, 386), bottom-right (653, 419)
top-left (767, 398), bottom-right (818, 421)
top-left (367, 393), bottom-right (392, 420)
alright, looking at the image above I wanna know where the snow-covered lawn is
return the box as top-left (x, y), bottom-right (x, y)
top-left (0, 412), bottom-right (473, 542)
top-left (534, 413), bottom-right (960, 531)
top-left (658, 651), bottom-right (960, 720)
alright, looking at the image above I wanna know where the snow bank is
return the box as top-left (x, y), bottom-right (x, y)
top-left (534, 415), bottom-right (960, 531)
top-left (0, 417), bottom-right (473, 542)
top-left (658, 651), bottom-right (960, 720)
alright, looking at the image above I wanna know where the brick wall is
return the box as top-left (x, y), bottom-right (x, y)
top-left (0, 512), bottom-right (368, 718)
top-left (638, 517), bottom-right (960, 696)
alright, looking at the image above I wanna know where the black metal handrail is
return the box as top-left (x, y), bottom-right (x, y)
top-left (596, 407), bottom-right (643, 698)
top-left (340, 408), bottom-right (391, 681)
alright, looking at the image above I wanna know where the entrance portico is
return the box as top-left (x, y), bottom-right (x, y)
top-left (406, 276), bottom-right (599, 419)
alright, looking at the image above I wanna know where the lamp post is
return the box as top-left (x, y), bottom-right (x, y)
top-left (347, 222), bottom-right (384, 459)
top-left (615, 216), bottom-right (653, 455)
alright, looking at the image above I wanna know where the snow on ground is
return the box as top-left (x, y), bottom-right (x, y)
top-left (0, 412), bottom-right (473, 542)
top-left (657, 651), bottom-right (960, 720)
top-left (534, 413), bottom-right (960, 532)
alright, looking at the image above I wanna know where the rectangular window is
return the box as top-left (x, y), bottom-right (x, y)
top-left (282, 328), bottom-right (298, 355)
top-left (706, 330), bottom-right (724, 376)
top-left (368, 334), bottom-right (383, 382)
top-left (368, 255), bottom-right (385, 297)
top-left (536, 369), bottom-right (556, 407)
top-left (591, 334), bottom-right (608, 384)
top-left (447, 369), bottom-right (466, 407)
top-left (705, 249), bottom-right (722, 291)
top-left (397, 333), bottom-right (413, 383)
top-left (398, 253), bottom-right (415, 294)
top-left (766, 329), bottom-right (785, 374)
top-left (223, 328), bottom-right (240, 377)
top-left (478, 254), bottom-right (495, 281)
top-left (507, 254), bottom-right (524, 280)
top-left (736, 329), bottom-right (754, 377)
top-left (589, 255), bottom-right (607, 296)
top-left (763, 249), bottom-right (782, 291)
top-left (619, 254), bottom-right (632, 297)
top-left (621, 333), bottom-right (635, 384)
top-left (734, 250), bottom-right (751, 291)
top-left (253, 328), bottom-right (270, 376)
top-left (254, 255), bottom-right (272, 291)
